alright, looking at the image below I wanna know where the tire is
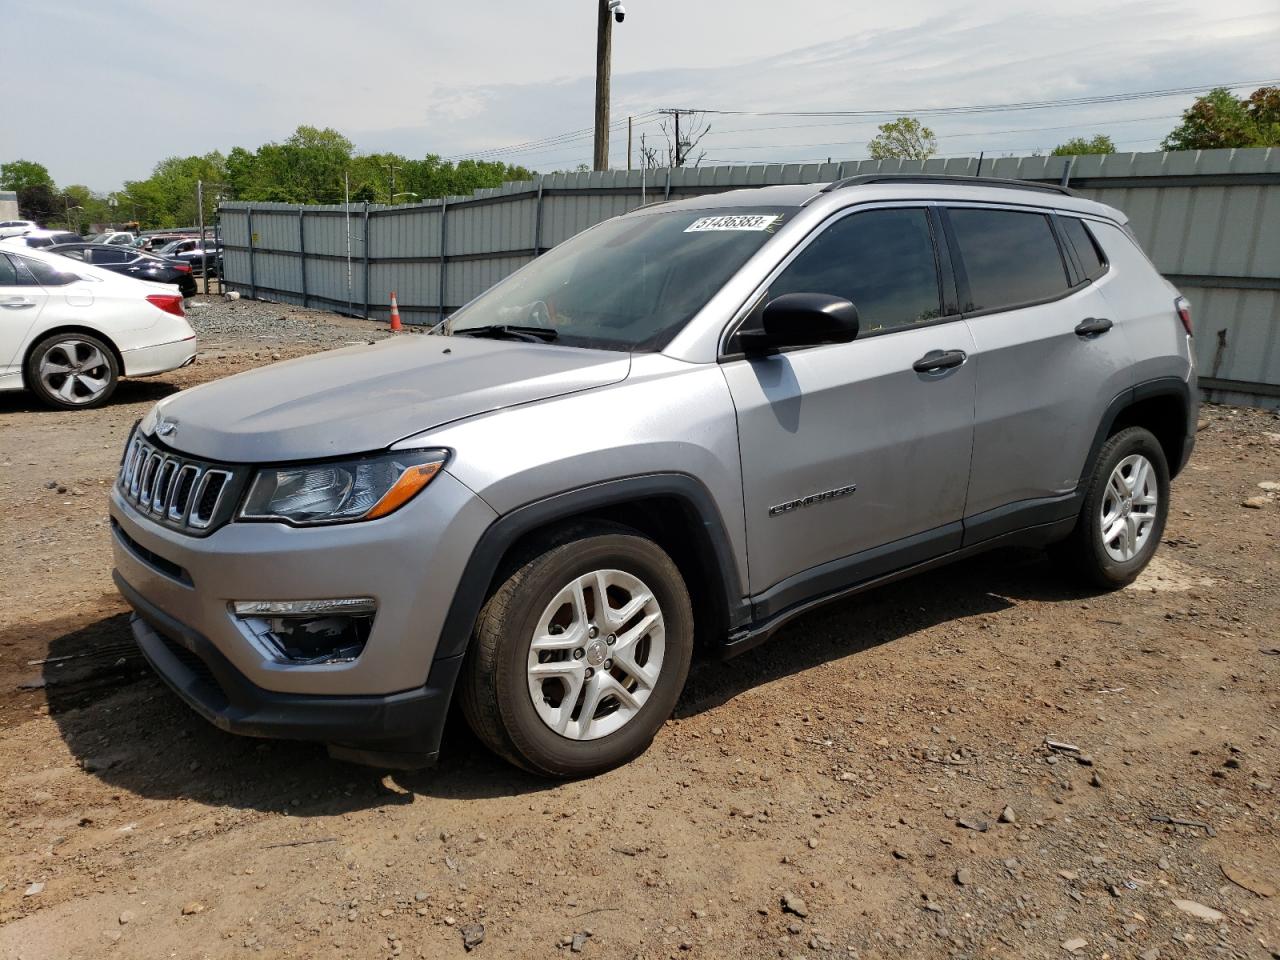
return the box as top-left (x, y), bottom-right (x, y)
top-left (460, 524), bottom-right (694, 778)
top-left (1053, 426), bottom-right (1170, 589)
top-left (26, 332), bottom-right (120, 410)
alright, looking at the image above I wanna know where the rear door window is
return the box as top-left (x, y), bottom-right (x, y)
top-left (89, 247), bottom-right (130, 264)
top-left (947, 208), bottom-right (1070, 312)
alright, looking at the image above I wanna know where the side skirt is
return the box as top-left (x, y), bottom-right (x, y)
top-left (721, 512), bottom-right (1077, 660)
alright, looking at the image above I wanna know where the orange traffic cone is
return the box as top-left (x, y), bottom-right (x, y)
top-left (389, 291), bottom-right (403, 332)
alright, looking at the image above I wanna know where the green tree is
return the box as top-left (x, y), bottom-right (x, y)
top-left (122, 152), bottom-right (227, 227)
top-left (1246, 86), bottom-right (1280, 146)
top-left (16, 184), bottom-right (59, 224)
top-left (1161, 86), bottom-right (1280, 150)
top-left (868, 117), bottom-right (937, 161)
top-left (1051, 134), bottom-right (1116, 156)
top-left (1, 159), bottom-right (55, 193)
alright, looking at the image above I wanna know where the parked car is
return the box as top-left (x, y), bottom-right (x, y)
top-left (0, 245), bottom-right (197, 409)
top-left (0, 219), bottom-right (38, 239)
top-left (3, 229), bottom-right (84, 248)
top-left (155, 237), bottom-right (222, 276)
top-left (87, 230), bottom-right (138, 247)
top-left (110, 174), bottom-right (1196, 777)
top-left (48, 242), bottom-right (197, 297)
top-left (139, 233), bottom-right (195, 252)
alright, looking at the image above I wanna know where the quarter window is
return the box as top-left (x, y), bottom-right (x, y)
top-left (1059, 217), bottom-right (1107, 282)
top-left (17, 255), bottom-right (77, 286)
top-left (765, 208), bottom-right (943, 334)
top-left (948, 209), bottom-right (1069, 312)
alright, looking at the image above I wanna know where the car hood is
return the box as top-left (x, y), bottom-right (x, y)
top-left (142, 335), bottom-right (632, 463)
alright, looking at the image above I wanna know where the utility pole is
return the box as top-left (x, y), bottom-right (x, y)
top-left (660, 108), bottom-right (685, 167)
top-left (627, 115), bottom-right (633, 171)
top-left (593, 0), bottom-right (612, 170)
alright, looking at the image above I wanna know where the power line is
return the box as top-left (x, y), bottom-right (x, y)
top-left (675, 78), bottom-right (1278, 119)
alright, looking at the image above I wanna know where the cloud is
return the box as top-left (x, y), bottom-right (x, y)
top-left (2, 0), bottom-right (1275, 189)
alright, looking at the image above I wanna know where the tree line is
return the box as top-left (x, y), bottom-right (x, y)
top-left (867, 85), bottom-right (1279, 161)
top-left (1, 126), bottom-right (534, 231)
top-left (4, 87), bottom-right (1278, 230)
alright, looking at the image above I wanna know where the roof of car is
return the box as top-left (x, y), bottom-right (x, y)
top-left (652, 175), bottom-right (1121, 221)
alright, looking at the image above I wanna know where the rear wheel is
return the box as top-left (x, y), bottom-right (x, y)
top-left (1054, 426), bottom-right (1169, 588)
top-left (460, 526), bottom-right (694, 778)
top-left (26, 332), bottom-right (119, 410)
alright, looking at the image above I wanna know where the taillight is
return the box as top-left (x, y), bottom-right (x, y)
top-left (147, 294), bottom-right (186, 317)
top-left (173, 263), bottom-right (192, 273)
top-left (1175, 296), bottom-right (1193, 337)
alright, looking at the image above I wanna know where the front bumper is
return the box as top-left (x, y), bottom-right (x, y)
top-left (110, 465), bottom-right (498, 760)
top-left (118, 573), bottom-right (462, 767)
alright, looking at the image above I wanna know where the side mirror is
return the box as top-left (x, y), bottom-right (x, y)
top-left (739, 292), bottom-right (860, 353)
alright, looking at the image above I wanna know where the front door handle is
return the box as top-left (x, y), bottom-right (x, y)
top-left (0, 297), bottom-right (35, 309)
top-left (1075, 317), bottom-right (1113, 337)
top-left (913, 349), bottom-right (968, 373)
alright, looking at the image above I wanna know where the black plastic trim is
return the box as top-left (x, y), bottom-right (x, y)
top-left (962, 492), bottom-right (1082, 547)
top-left (821, 174), bottom-right (1080, 198)
top-left (116, 572), bottom-right (456, 767)
top-left (1079, 376), bottom-right (1195, 484)
top-left (751, 522), bottom-right (963, 622)
top-left (434, 473), bottom-right (748, 662)
top-left (723, 514), bottom-right (1075, 659)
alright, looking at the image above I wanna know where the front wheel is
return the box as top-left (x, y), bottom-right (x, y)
top-left (1054, 426), bottom-right (1170, 588)
top-left (460, 526), bottom-right (694, 778)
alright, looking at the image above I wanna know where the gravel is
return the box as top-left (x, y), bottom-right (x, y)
top-left (184, 295), bottom-right (399, 348)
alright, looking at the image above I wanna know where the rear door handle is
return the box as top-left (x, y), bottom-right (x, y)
top-left (1075, 317), bottom-right (1113, 337)
top-left (913, 349), bottom-right (968, 373)
top-left (0, 297), bottom-right (35, 309)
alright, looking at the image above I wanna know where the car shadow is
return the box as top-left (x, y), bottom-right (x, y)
top-left (0, 378), bottom-right (179, 415)
top-left (40, 546), bottom-right (1099, 810)
top-left (676, 545), bottom-right (1099, 719)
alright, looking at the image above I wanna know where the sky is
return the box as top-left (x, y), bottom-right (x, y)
top-left (2, 0), bottom-right (1278, 192)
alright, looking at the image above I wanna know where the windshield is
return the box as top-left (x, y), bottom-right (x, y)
top-left (445, 207), bottom-right (794, 351)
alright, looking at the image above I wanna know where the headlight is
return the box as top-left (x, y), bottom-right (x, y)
top-left (239, 449), bottom-right (448, 526)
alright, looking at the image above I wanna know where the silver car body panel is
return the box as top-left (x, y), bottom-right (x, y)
top-left (396, 352), bottom-right (752, 597)
top-left (138, 335), bottom-right (631, 463)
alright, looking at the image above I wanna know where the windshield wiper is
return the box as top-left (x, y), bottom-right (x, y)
top-left (451, 324), bottom-right (559, 343)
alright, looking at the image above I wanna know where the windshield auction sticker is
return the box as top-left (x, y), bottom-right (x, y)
top-left (685, 214), bottom-right (783, 232)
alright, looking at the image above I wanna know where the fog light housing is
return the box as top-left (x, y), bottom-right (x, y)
top-left (232, 598), bottom-right (375, 665)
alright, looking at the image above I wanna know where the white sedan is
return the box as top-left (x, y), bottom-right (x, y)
top-left (0, 241), bottom-right (198, 409)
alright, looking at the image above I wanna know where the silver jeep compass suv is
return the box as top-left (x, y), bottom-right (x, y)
top-left (110, 175), bottom-right (1197, 777)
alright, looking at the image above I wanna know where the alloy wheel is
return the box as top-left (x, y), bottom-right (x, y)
top-left (526, 568), bottom-right (665, 741)
top-left (38, 339), bottom-right (112, 405)
top-left (1099, 453), bottom-right (1158, 562)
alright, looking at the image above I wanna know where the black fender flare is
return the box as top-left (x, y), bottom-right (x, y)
top-left (433, 473), bottom-right (748, 662)
top-left (1079, 375), bottom-right (1194, 487)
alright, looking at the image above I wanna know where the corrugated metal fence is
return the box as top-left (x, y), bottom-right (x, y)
top-left (219, 148), bottom-right (1280, 406)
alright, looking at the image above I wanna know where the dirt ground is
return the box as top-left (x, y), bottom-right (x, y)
top-left (0, 299), bottom-right (1277, 960)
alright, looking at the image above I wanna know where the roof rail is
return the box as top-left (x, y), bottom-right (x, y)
top-left (819, 174), bottom-right (1080, 198)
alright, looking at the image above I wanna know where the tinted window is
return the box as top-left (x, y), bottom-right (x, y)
top-left (1060, 217), bottom-right (1107, 281)
top-left (18, 256), bottom-right (78, 286)
top-left (949, 209), bottom-right (1069, 311)
top-left (89, 247), bottom-right (130, 264)
top-left (1, 254), bottom-right (39, 285)
top-left (59, 249), bottom-right (87, 261)
top-left (766, 208), bottom-right (942, 333)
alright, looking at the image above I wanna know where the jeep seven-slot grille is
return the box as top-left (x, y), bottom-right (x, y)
top-left (118, 436), bottom-right (237, 534)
